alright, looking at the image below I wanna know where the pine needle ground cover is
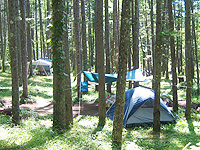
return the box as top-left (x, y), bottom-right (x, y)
top-left (0, 72), bottom-right (200, 149)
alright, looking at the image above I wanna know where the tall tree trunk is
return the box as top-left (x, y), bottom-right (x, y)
top-left (26, 0), bottom-right (33, 77)
top-left (150, 0), bottom-right (155, 90)
top-left (38, 0), bottom-right (46, 58)
top-left (46, 0), bottom-right (51, 59)
top-left (105, 0), bottom-right (111, 93)
top-left (0, 1), bottom-right (3, 72)
top-left (81, 0), bottom-right (87, 82)
top-left (153, 0), bottom-right (162, 134)
top-left (96, 0), bottom-right (106, 127)
top-left (73, 0), bottom-right (81, 99)
top-left (168, 0), bottom-right (178, 112)
top-left (191, 3), bottom-right (199, 95)
top-left (19, 0), bottom-right (28, 99)
top-left (185, 0), bottom-right (192, 119)
top-left (112, 0), bottom-right (130, 148)
top-left (35, 0), bottom-right (39, 60)
top-left (87, 0), bottom-right (92, 71)
top-left (52, 0), bottom-right (66, 132)
top-left (64, 0), bottom-right (73, 129)
top-left (133, 0), bottom-right (139, 69)
top-left (113, 0), bottom-right (119, 72)
top-left (15, 0), bottom-right (22, 86)
top-left (8, 0), bottom-right (20, 125)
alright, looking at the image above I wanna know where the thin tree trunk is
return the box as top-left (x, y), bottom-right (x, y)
top-left (191, 4), bottom-right (199, 95)
top-left (64, 0), bottom-right (73, 129)
top-left (38, 0), bottom-right (46, 58)
top-left (81, 0), bottom-right (87, 82)
top-left (168, 0), bottom-right (178, 112)
top-left (113, 0), bottom-right (119, 72)
top-left (19, 0), bottom-right (28, 99)
top-left (153, 0), bottom-right (162, 134)
top-left (96, 0), bottom-right (106, 127)
top-left (150, 0), bottom-right (155, 90)
top-left (105, 0), bottom-right (111, 93)
top-left (46, 0), bottom-right (51, 59)
top-left (87, 0), bottom-right (92, 71)
top-left (73, 0), bottom-right (81, 99)
top-left (35, 0), bottom-right (39, 60)
top-left (0, 1), bottom-right (3, 72)
top-left (15, 0), bottom-right (22, 86)
top-left (133, 0), bottom-right (139, 69)
top-left (185, 0), bottom-right (192, 119)
top-left (26, 0), bottom-right (33, 77)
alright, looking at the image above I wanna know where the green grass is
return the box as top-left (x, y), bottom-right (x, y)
top-left (0, 71), bottom-right (200, 149)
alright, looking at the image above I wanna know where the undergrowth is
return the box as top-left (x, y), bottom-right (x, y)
top-left (0, 71), bottom-right (200, 149)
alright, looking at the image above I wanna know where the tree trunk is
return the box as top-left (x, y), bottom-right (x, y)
top-left (150, 0), bottom-right (155, 90)
top-left (0, 1), bottom-right (3, 72)
top-left (46, 0), bottom-right (51, 59)
top-left (73, 0), bottom-right (81, 99)
top-left (168, 0), bottom-right (178, 112)
top-left (15, 0), bottom-right (22, 86)
top-left (35, 0), bottom-right (39, 60)
top-left (191, 3), bottom-right (199, 95)
top-left (153, 0), bottom-right (162, 134)
top-left (105, 0), bottom-right (111, 93)
top-left (112, 0), bottom-right (130, 148)
top-left (19, 0), bottom-right (28, 99)
top-left (81, 0), bottom-right (87, 82)
top-left (96, 0), bottom-right (106, 127)
top-left (52, 0), bottom-right (66, 132)
top-left (113, 0), bottom-right (119, 72)
top-left (133, 0), bottom-right (139, 69)
top-left (8, 0), bottom-right (20, 125)
top-left (26, 0), bottom-right (33, 77)
top-left (64, 0), bottom-right (73, 129)
top-left (185, 0), bottom-right (192, 119)
top-left (38, 0), bottom-right (46, 58)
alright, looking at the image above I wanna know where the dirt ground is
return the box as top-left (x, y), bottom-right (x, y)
top-left (1, 99), bottom-right (100, 117)
top-left (1, 98), bottom-right (199, 117)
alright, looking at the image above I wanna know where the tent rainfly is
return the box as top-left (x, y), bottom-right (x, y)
top-left (106, 87), bottom-right (176, 127)
top-left (83, 68), bottom-right (149, 83)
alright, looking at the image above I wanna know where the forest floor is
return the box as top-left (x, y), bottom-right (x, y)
top-left (2, 99), bottom-right (100, 117)
top-left (1, 97), bottom-right (200, 117)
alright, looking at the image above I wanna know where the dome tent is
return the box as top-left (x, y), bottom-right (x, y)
top-left (106, 87), bottom-right (176, 127)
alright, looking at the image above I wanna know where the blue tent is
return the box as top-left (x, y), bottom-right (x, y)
top-left (83, 68), bottom-right (148, 83)
top-left (106, 87), bottom-right (176, 127)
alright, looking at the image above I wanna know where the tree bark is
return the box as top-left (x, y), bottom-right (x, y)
top-left (19, 0), bottom-right (28, 99)
top-left (26, 0), bottom-right (33, 77)
top-left (73, 0), bottom-right (81, 99)
top-left (105, 0), bottom-right (111, 93)
top-left (113, 0), bottom-right (119, 71)
top-left (185, 0), bottom-right (192, 119)
top-left (112, 0), bottom-right (130, 148)
top-left (168, 0), bottom-right (178, 112)
top-left (35, 0), bottom-right (39, 60)
top-left (38, 0), bottom-right (46, 58)
top-left (191, 3), bottom-right (199, 95)
top-left (64, 0), bottom-right (73, 129)
top-left (8, 0), bottom-right (20, 125)
top-left (96, 0), bottom-right (106, 127)
top-left (52, 0), bottom-right (66, 132)
top-left (81, 0), bottom-right (87, 82)
top-left (153, 0), bottom-right (162, 134)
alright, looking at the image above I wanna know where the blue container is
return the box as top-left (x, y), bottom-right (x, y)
top-left (79, 82), bottom-right (88, 92)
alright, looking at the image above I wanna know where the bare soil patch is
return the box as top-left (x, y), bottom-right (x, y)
top-left (1, 99), bottom-right (100, 117)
